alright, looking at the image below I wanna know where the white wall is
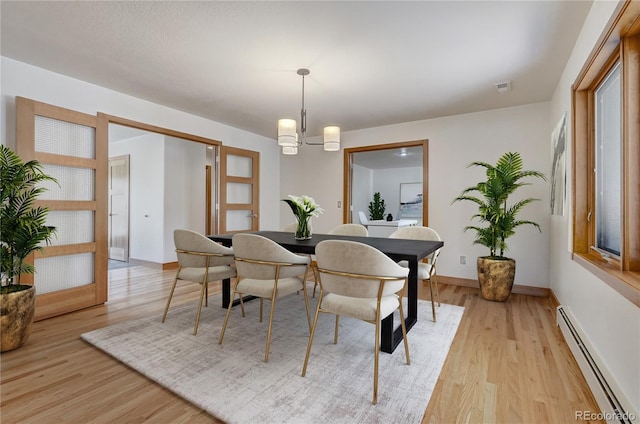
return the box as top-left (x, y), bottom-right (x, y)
top-left (110, 133), bottom-right (165, 263)
top-left (548, 0), bottom-right (639, 412)
top-left (351, 164), bottom-right (372, 224)
top-left (282, 102), bottom-right (551, 287)
top-left (1, 56), bottom-right (282, 252)
top-left (163, 137), bottom-right (207, 262)
top-left (373, 166), bottom-right (422, 222)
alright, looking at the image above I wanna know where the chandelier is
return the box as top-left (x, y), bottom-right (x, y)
top-left (277, 68), bottom-right (340, 155)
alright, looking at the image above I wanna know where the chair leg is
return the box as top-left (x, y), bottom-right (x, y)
top-left (334, 315), bottom-right (340, 344)
top-left (218, 290), bottom-right (237, 344)
top-left (373, 318), bottom-right (380, 405)
top-left (312, 262), bottom-right (319, 298)
top-left (161, 273), bottom-right (180, 323)
top-left (264, 293), bottom-right (278, 363)
top-left (302, 293), bottom-right (323, 377)
top-left (427, 278), bottom-right (436, 322)
top-left (433, 273), bottom-right (441, 307)
top-left (398, 299), bottom-right (411, 365)
top-left (301, 280), bottom-right (312, 332)
top-left (193, 281), bottom-right (208, 335)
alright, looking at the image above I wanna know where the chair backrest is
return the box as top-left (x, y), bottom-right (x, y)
top-left (232, 233), bottom-right (309, 279)
top-left (389, 226), bottom-right (442, 263)
top-left (315, 240), bottom-right (408, 298)
top-left (174, 229), bottom-right (235, 268)
top-left (280, 221), bottom-right (313, 232)
top-left (328, 223), bottom-right (368, 237)
top-left (358, 211), bottom-right (369, 226)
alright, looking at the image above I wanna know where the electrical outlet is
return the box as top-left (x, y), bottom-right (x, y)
top-left (337, 201), bottom-right (341, 208)
top-left (460, 255), bottom-right (466, 265)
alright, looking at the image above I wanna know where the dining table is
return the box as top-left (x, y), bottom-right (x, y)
top-left (208, 230), bottom-right (443, 354)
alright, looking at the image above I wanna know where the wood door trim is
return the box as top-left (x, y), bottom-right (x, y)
top-left (342, 139), bottom-right (429, 225)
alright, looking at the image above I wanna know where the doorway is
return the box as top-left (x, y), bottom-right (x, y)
top-left (343, 140), bottom-right (428, 226)
top-left (108, 155), bottom-right (130, 263)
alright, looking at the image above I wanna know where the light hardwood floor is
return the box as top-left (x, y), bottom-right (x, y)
top-left (1, 266), bottom-right (602, 423)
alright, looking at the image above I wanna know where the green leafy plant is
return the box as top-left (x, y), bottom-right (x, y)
top-left (1, 145), bottom-right (58, 294)
top-left (452, 152), bottom-right (546, 258)
top-left (368, 192), bottom-right (386, 220)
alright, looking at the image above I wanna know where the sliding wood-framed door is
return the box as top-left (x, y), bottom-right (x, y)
top-left (16, 97), bottom-right (107, 321)
top-left (219, 146), bottom-right (259, 233)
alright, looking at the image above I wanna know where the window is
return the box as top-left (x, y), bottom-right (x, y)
top-left (594, 62), bottom-right (621, 258)
top-left (572, 3), bottom-right (640, 304)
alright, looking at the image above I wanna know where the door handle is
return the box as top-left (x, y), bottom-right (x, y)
top-left (250, 214), bottom-right (258, 218)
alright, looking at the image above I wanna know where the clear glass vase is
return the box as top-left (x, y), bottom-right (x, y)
top-left (295, 215), bottom-right (312, 240)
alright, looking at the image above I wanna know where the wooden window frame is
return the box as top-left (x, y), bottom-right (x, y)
top-left (572, 1), bottom-right (640, 306)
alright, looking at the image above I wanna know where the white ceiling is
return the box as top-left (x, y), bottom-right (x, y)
top-left (1, 1), bottom-right (593, 140)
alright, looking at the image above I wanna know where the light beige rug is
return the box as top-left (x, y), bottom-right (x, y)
top-left (82, 287), bottom-right (464, 423)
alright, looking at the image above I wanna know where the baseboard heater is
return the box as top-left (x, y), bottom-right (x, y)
top-left (557, 306), bottom-right (637, 424)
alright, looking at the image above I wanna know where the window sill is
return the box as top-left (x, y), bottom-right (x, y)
top-left (573, 253), bottom-right (640, 307)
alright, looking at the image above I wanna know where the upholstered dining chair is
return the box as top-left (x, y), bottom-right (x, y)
top-left (328, 223), bottom-right (368, 237)
top-left (162, 229), bottom-right (237, 335)
top-left (302, 240), bottom-right (410, 405)
top-left (389, 226), bottom-right (442, 322)
top-left (219, 233), bottom-right (312, 362)
top-left (280, 222), bottom-right (313, 233)
top-left (308, 223), bottom-right (370, 298)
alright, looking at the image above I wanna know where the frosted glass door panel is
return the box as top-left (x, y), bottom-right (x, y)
top-left (226, 182), bottom-right (252, 204)
top-left (35, 116), bottom-right (96, 158)
top-left (45, 211), bottom-right (94, 245)
top-left (34, 253), bottom-right (95, 295)
top-left (40, 164), bottom-right (95, 201)
top-left (226, 210), bottom-right (253, 231)
top-left (226, 155), bottom-right (253, 178)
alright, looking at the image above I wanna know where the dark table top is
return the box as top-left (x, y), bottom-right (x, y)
top-left (208, 230), bottom-right (443, 263)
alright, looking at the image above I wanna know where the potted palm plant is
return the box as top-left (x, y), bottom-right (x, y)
top-left (452, 152), bottom-right (546, 301)
top-left (1, 145), bottom-right (57, 351)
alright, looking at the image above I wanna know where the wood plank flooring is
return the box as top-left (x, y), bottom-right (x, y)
top-left (1, 266), bottom-right (603, 423)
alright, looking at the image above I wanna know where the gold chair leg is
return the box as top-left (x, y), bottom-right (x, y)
top-left (427, 278), bottom-right (436, 322)
top-left (302, 293), bottom-right (323, 377)
top-left (373, 318), bottom-right (380, 405)
top-left (161, 273), bottom-right (179, 323)
top-left (193, 281), bottom-right (208, 335)
top-left (334, 315), bottom-right (340, 344)
top-left (398, 299), bottom-right (411, 365)
top-left (312, 263), bottom-right (319, 298)
top-left (433, 273), bottom-right (441, 307)
top-left (302, 280), bottom-right (312, 332)
top-left (264, 294), bottom-right (278, 363)
top-left (218, 290), bottom-right (236, 344)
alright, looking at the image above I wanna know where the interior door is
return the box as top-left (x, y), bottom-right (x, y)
top-left (16, 97), bottom-right (107, 321)
top-left (108, 155), bottom-right (129, 262)
top-left (219, 146), bottom-right (259, 233)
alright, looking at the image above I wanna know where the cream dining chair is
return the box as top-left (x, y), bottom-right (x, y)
top-left (219, 233), bottom-right (312, 362)
top-left (302, 239), bottom-right (410, 405)
top-left (162, 229), bottom-right (237, 335)
top-left (389, 226), bottom-right (442, 322)
top-left (309, 223), bottom-right (370, 297)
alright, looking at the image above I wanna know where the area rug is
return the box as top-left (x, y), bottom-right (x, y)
top-left (81, 289), bottom-right (464, 424)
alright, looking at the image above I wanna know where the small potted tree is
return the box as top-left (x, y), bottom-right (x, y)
top-left (368, 192), bottom-right (386, 220)
top-left (452, 152), bottom-right (546, 301)
top-left (1, 145), bottom-right (57, 351)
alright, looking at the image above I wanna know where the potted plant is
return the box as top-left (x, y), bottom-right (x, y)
top-left (1, 145), bottom-right (57, 351)
top-left (452, 152), bottom-right (546, 301)
top-left (368, 192), bottom-right (386, 220)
